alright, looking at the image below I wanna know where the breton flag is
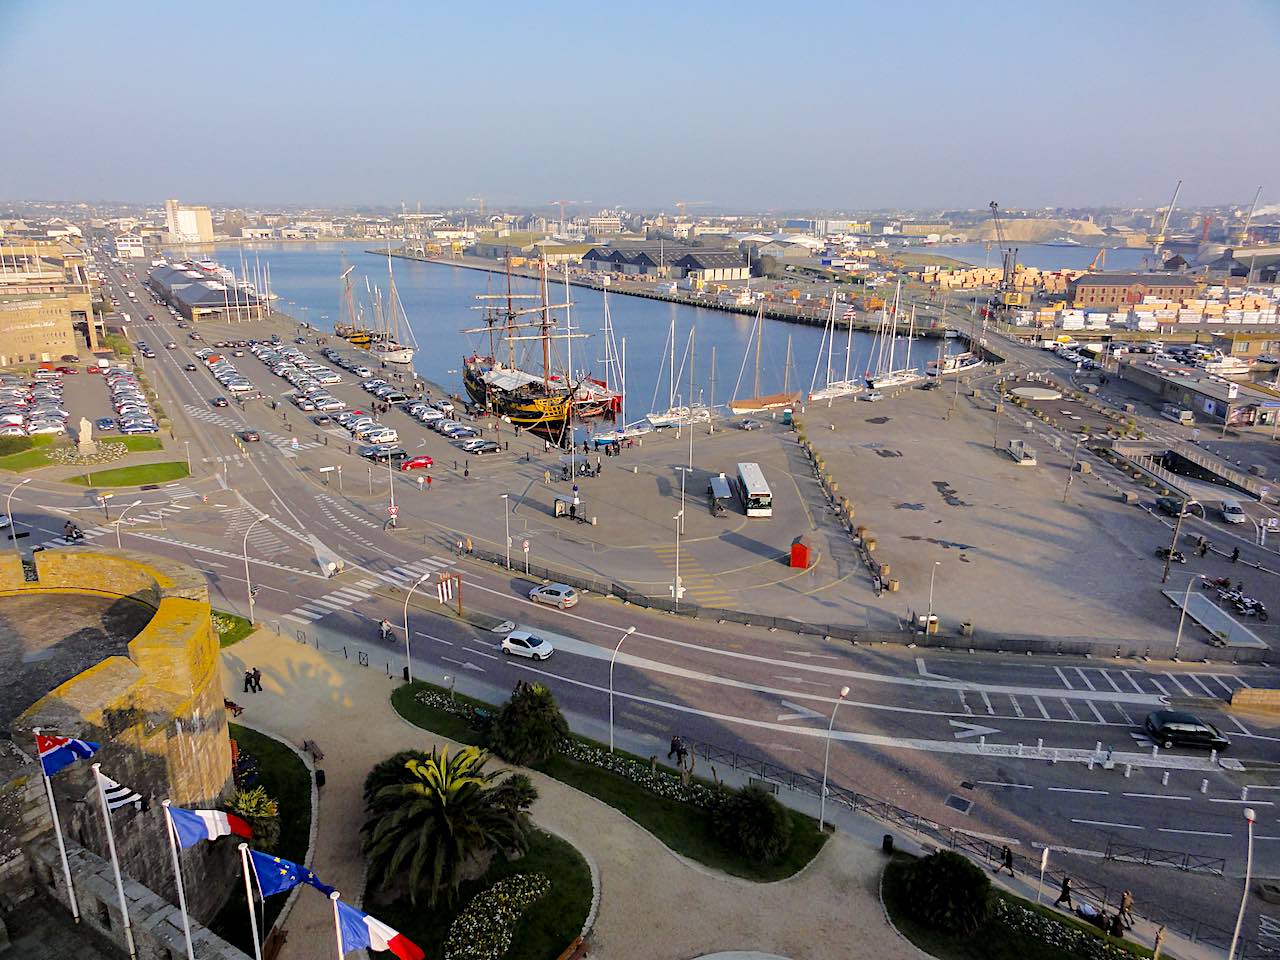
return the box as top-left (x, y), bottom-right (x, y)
top-left (99, 772), bottom-right (148, 812)
top-left (36, 734), bottom-right (100, 777)
top-left (335, 900), bottom-right (425, 960)
top-left (168, 807), bottom-right (252, 848)
top-left (248, 849), bottom-right (335, 898)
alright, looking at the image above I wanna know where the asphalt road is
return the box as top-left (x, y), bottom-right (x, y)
top-left (12, 250), bottom-right (1280, 947)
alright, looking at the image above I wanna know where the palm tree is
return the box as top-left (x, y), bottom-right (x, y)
top-left (487, 680), bottom-right (569, 766)
top-left (362, 746), bottom-right (536, 907)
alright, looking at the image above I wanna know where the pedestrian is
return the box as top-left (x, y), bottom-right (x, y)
top-left (993, 844), bottom-right (1015, 877)
top-left (1232, 546), bottom-right (1241, 563)
top-left (1054, 877), bottom-right (1074, 909)
top-left (1236, 580), bottom-right (1245, 592)
top-left (543, 469), bottom-right (551, 485)
top-left (544, 439), bottom-right (550, 453)
top-left (243, 669), bottom-right (253, 694)
top-left (596, 456), bottom-right (602, 474)
top-left (455, 539), bottom-right (463, 557)
top-left (464, 536), bottom-right (472, 554)
top-left (1197, 540), bottom-right (1209, 558)
top-left (1119, 890), bottom-right (1134, 929)
top-left (252, 667), bottom-right (263, 692)
top-left (464, 465), bottom-right (470, 479)
top-left (583, 439), bottom-right (589, 455)
top-left (1109, 912), bottom-right (1125, 939)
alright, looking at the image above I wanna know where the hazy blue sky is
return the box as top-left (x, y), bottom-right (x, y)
top-left (3, 1), bottom-right (1277, 210)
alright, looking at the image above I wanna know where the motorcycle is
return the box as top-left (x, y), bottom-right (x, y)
top-left (1155, 547), bottom-right (1186, 564)
top-left (1202, 576), bottom-right (1232, 589)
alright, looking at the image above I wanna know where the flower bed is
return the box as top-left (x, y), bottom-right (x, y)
top-left (47, 441), bottom-right (128, 466)
top-left (442, 874), bottom-right (550, 960)
top-left (993, 900), bottom-right (1137, 960)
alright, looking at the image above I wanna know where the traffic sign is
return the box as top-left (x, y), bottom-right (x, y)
top-left (388, 504), bottom-right (399, 516)
top-left (522, 539), bottom-right (530, 553)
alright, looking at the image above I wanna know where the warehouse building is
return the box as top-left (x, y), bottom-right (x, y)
top-left (671, 251), bottom-right (750, 282)
top-left (0, 239), bottom-right (98, 363)
top-left (1069, 273), bottom-right (1200, 308)
top-left (149, 261), bottom-right (262, 322)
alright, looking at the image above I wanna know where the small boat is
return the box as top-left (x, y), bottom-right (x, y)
top-left (864, 281), bottom-right (924, 391)
top-left (927, 351), bottom-right (984, 377)
top-left (1045, 236), bottom-right (1083, 247)
top-left (728, 307), bottom-right (800, 415)
top-left (808, 293), bottom-right (863, 403)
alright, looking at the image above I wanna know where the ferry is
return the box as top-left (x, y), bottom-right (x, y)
top-left (1046, 236), bottom-right (1084, 247)
top-left (927, 351), bottom-right (985, 377)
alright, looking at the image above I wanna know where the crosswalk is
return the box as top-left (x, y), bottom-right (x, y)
top-left (181, 403), bottom-right (323, 458)
top-left (282, 555), bottom-right (454, 624)
top-left (184, 403), bottom-right (239, 430)
top-left (1052, 664), bottom-right (1251, 702)
top-left (40, 502), bottom-right (196, 548)
top-left (219, 507), bottom-right (292, 558)
top-left (652, 544), bottom-right (734, 606)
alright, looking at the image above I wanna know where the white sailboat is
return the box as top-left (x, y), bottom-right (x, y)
top-left (864, 281), bottom-right (924, 391)
top-left (647, 316), bottom-right (710, 427)
top-left (808, 293), bottom-right (863, 403)
top-left (369, 248), bottom-right (417, 365)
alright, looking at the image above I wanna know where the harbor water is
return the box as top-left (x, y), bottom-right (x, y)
top-left (924, 241), bottom-right (1150, 272)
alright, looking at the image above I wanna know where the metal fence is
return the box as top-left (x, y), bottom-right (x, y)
top-left (682, 736), bottom-right (1252, 957)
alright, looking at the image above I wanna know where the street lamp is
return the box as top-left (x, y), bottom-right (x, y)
top-left (926, 560), bottom-right (941, 634)
top-left (184, 440), bottom-right (190, 472)
top-left (676, 466), bottom-right (692, 535)
top-left (608, 626), bottom-right (637, 753)
top-left (672, 511), bottom-right (684, 608)
top-left (115, 499), bottom-right (143, 549)
top-left (402, 571), bottom-right (431, 683)
top-left (501, 493), bottom-right (511, 569)
top-left (1228, 807), bottom-right (1258, 960)
top-left (243, 514), bottom-right (269, 624)
top-left (820, 685), bottom-right (851, 832)
top-left (5, 478), bottom-right (31, 555)
top-left (1174, 574), bottom-right (1207, 661)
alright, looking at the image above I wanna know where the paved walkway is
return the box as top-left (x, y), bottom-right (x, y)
top-left (221, 629), bottom-right (919, 960)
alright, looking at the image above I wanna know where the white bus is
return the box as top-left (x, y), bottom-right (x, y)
top-left (735, 462), bottom-right (773, 517)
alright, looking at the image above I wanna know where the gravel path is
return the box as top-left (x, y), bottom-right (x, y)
top-left (222, 630), bottom-right (917, 960)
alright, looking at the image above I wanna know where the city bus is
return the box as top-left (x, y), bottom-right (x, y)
top-left (735, 462), bottom-right (773, 517)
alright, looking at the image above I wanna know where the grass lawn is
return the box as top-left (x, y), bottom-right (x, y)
top-left (375, 828), bottom-right (591, 960)
top-left (116, 435), bottom-right (163, 451)
top-left (211, 724), bottom-right (313, 954)
top-left (392, 681), bottom-right (826, 882)
top-left (213, 610), bottom-right (255, 647)
top-left (882, 857), bottom-right (1152, 960)
top-left (67, 461), bottom-right (189, 486)
top-left (0, 435), bottom-right (55, 472)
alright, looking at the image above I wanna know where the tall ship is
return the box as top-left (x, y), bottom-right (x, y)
top-left (366, 249), bottom-right (417, 365)
top-left (334, 264), bottom-right (373, 346)
top-left (926, 350), bottom-right (984, 377)
top-left (808, 293), bottom-right (863, 403)
top-left (864, 281), bottom-right (925, 391)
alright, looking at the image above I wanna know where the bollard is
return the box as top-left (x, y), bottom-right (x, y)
top-left (1096, 741), bottom-right (1103, 753)
top-left (1200, 779), bottom-right (1209, 794)
top-left (1088, 757), bottom-right (1094, 770)
top-left (1124, 764), bottom-right (1132, 778)
top-left (1243, 786), bottom-right (1249, 801)
top-left (1210, 749), bottom-right (1218, 763)
top-left (1161, 771), bottom-right (1170, 786)
top-left (1037, 738), bottom-right (1043, 751)
top-left (980, 736), bottom-right (985, 748)
top-left (1152, 745), bottom-right (1158, 758)
top-left (1017, 743), bottom-right (1023, 757)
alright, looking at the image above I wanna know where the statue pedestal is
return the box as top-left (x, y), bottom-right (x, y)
top-left (77, 440), bottom-right (98, 457)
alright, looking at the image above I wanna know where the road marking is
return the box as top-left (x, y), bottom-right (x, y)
top-left (1228, 716), bottom-right (1252, 735)
top-left (1074, 667), bottom-right (1096, 691)
top-left (950, 720), bottom-right (1001, 739)
top-left (1209, 798), bottom-right (1274, 806)
top-left (979, 691), bottom-right (994, 715)
top-left (1008, 694), bottom-right (1024, 718)
top-left (1055, 666), bottom-right (1075, 690)
top-left (1086, 701), bottom-right (1106, 723)
top-left (1122, 793), bottom-right (1192, 801)
top-left (1209, 674), bottom-right (1237, 695)
top-left (976, 781), bottom-right (1033, 790)
top-left (1072, 818), bottom-right (1143, 830)
top-left (1149, 677), bottom-right (1170, 697)
top-left (1059, 698), bottom-right (1080, 721)
top-left (777, 700), bottom-right (825, 722)
top-left (283, 613), bottom-right (314, 624)
top-left (411, 631), bottom-right (453, 646)
top-left (1101, 671), bottom-right (1122, 693)
top-left (1189, 675), bottom-right (1218, 697)
top-left (1163, 673), bottom-right (1195, 697)
top-left (1236, 676), bottom-right (1253, 688)
top-left (1033, 696), bottom-right (1050, 719)
top-left (1050, 787), bottom-right (1109, 795)
top-left (1158, 828), bottom-right (1232, 838)
top-left (1113, 702), bottom-right (1134, 725)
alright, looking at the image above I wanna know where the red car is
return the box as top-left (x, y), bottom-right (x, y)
top-left (54, 366), bottom-right (78, 375)
top-left (86, 365), bottom-right (101, 374)
top-left (400, 455), bottom-right (434, 471)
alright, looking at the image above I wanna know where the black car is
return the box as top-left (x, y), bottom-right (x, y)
top-left (211, 397), bottom-right (229, 407)
top-left (184, 362), bottom-right (197, 371)
top-left (1144, 710), bottom-right (1230, 751)
top-left (1155, 496), bottom-right (1204, 519)
top-left (360, 445), bottom-right (408, 463)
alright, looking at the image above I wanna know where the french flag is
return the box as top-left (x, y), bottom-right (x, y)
top-left (335, 900), bottom-right (424, 960)
top-left (36, 734), bottom-right (100, 777)
top-left (167, 807), bottom-right (253, 848)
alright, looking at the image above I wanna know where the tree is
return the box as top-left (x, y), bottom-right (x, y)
top-left (225, 786), bottom-right (280, 852)
top-left (363, 749), bottom-right (429, 805)
top-left (710, 784), bottom-right (793, 863)
top-left (362, 746), bottom-right (537, 907)
top-left (905, 850), bottom-right (992, 935)
top-left (486, 680), bottom-right (569, 766)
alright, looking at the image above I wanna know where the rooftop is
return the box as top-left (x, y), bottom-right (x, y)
top-left (1072, 273), bottom-right (1199, 287)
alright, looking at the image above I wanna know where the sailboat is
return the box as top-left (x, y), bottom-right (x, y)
top-left (864, 281), bottom-right (925, 391)
top-left (647, 317), bottom-right (710, 427)
top-left (729, 306), bottom-right (801, 414)
top-left (808, 293), bottom-right (864, 403)
top-left (333, 263), bottom-right (373, 347)
top-left (367, 248), bottom-right (418, 365)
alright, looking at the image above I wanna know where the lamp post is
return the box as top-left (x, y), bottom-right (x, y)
top-left (819, 685), bottom-right (851, 832)
top-left (926, 560), bottom-right (941, 634)
top-left (1228, 807), bottom-right (1257, 960)
top-left (676, 466), bottom-right (691, 534)
top-left (183, 440), bottom-right (191, 472)
top-left (115, 499), bottom-right (143, 549)
top-left (243, 514), bottom-right (268, 624)
top-left (672, 511), bottom-right (684, 608)
top-left (5, 478), bottom-right (30, 555)
top-left (402, 571), bottom-right (431, 683)
top-left (608, 626), bottom-right (637, 753)
top-left (1174, 574), bottom-right (1206, 661)
top-left (501, 493), bottom-right (511, 569)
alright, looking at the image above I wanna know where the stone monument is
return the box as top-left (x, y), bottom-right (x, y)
top-left (77, 416), bottom-right (97, 456)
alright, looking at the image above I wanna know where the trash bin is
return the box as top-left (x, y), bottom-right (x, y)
top-left (315, 769), bottom-right (326, 788)
top-left (403, 666), bottom-right (410, 682)
top-left (882, 834), bottom-right (894, 855)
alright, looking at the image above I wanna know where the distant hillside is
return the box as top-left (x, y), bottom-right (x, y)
top-left (971, 218), bottom-right (1106, 242)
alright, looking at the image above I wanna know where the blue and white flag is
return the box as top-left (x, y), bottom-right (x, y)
top-left (36, 733), bottom-right (100, 776)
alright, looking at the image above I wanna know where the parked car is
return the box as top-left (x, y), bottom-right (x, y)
top-left (528, 583), bottom-right (578, 609)
top-left (1144, 711), bottom-right (1230, 751)
top-left (1221, 499), bottom-right (1247, 524)
top-left (95, 417), bottom-right (117, 431)
top-left (738, 419), bottom-right (764, 430)
top-left (500, 629), bottom-right (555, 660)
top-left (400, 455), bottom-right (434, 471)
top-left (864, 391), bottom-right (884, 402)
top-left (462, 439), bottom-right (501, 455)
top-left (1155, 496), bottom-right (1205, 519)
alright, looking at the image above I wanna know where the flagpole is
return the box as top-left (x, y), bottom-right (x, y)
top-left (160, 802), bottom-right (196, 960)
top-left (330, 890), bottom-right (344, 960)
top-left (238, 843), bottom-right (264, 960)
top-left (33, 728), bottom-right (80, 924)
top-left (91, 763), bottom-right (138, 960)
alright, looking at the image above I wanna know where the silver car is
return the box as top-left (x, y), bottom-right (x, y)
top-left (529, 583), bottom-right (579, 609)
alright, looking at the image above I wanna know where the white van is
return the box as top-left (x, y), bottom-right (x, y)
top-left (1161, 404), bottom-right (1194, 426)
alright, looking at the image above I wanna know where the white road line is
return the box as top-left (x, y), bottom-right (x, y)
top-left (1189, 675), bottom-right (1218, 697)
top-left (1236, 676), bottom-right (1253, 688)
top-left (1163, 673), bottom-right (1195, 697)
top-left (1072, 818), bottom-right (1143, 830)
top-left (1209, 674), bottom-right (1237, 695)
top-left (1033, 696), bottom-right (1050, 719)
top-left (1149, 677), bottom-right (1170, 697)
top-left (1158, 828), bottom-right (1232, 837)
top-left (1008, 694), bottom-right (1024, 718)
top-left (1209, 798), bottom-right (1274, 806)
top-left (1074, 667), bottom-right (1096, 691)
top-left (282, 613), bottom-right (314, 624)
top-left (979, 691), bottom-right (994, 715)
top-left (308, 597), bottom-right (350, 612)
top-left (1122, 670), bottom-right (1145, 694)
top-left (1114, 703), bottom-right (1134, 725)
top-left (1050, 787), bottom-right (1109, 795)
top-left (411, 631), bottom-right (453, 646)
top-left (329, 588), bottom-right (371, 601)
top-left (1055, 666), bottom-right (1074, 690)
top-left (1228, 716), bottom-right (1252, 735)
top-left (1100, 670), bottom-right (1122, 693)
top-left (1086, 701), bottom-right (1106, 723)
top-left (976, 781), bottom-right (1034, 790)
top-left (1060, 697), bottom-right (1080, 721)
top-left (1122, 793), bottom-right (1192, 801)
top-left (1255, 836), bottom-right (1280, 841)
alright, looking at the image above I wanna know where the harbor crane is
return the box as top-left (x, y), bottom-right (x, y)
top-left (1149, 179), bottom-right (1182, 267)
top-left (468, 197), bottom-right (486, 220)
top-left (987, 201), bottom-right (1027, 311)
top-left (548, 200), bottom-right (590, 235)
top-left (1236, 185), bottom-right (1263, 247)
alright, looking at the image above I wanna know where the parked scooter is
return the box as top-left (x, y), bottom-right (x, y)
top-left (1155, 547), bottom-right (1186, 564)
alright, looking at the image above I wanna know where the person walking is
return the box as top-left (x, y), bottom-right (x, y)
top-left (464, 536), bottom-right (473, 554)
top-left (1119, 890), bottom-right (1134, 929)
top-left (426, 474), bottom-right (432, 491)
top-left (1054, 876), bottom-right (1074, 909)
top-left (251, 667), bottom-right (263, 693)
top-left (543, 469), bottom-right (551, 485)
top-left (243, 669), bottom-right (253, 694)
top-left (993, 844), bottom-right (1015, 877)
top-left (1232, 546), bottom-right (1241, 563)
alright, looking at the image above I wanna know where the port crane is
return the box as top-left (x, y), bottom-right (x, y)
top-left (548, 200), bottom-right (590, 235)
top-left (1149, 179), bottom-right (1182, 267)
top-left (1236, 185), bottom-right (1263, 247)
top-left (987, 201), bottom-right (1027, 312)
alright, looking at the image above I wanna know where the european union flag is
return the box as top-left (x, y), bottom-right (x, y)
top-left (248, 849), bottom-right (335, 898)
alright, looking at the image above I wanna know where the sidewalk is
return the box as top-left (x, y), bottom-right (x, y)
top-left (220, 629), bottom-right (919, 960)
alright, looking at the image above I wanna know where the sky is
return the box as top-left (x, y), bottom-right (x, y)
top-left (3, 0), bottom-right (1278, 211)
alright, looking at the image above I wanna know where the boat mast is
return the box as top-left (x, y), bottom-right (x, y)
top-left (564, 260), bottom-right (574, 412)
top-left (540, 256), bottom-right (551, 389)
top-left (709, 345), bottom-right (716, 431)
top-left (904, 304), bottom-right (917, 371)
top-left (810, 296), bottom-right (833, 398)
top-left (669, 315), bottom-right (676, 410)
top-left (620, 336), bottom-right (627, 430)
top-left (752, 305), bottom-right (763, 400)
top-left (843, 295), bottom-right (854, 385)
top-left (783, 334), bottom-right (792, 394)
top-left (505, 255), bottom-right (515, 368)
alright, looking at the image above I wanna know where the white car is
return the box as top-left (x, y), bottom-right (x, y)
top-left (500, 630), bottom-right (555, 661)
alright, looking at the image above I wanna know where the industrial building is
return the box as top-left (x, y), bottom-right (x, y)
top-left (163, 198), bottom-right (214, 244)
top-left (1069, 273), bottom-right (1200, 308)
top-left (149, 260), bottom-right (262, 322)
top-left (671, 251), bottom-right (750, 282)
top-left (1117, 355), bottom-right (1280, 427)
top-left (115, 234), bottom-right (145, 258)
top-left (0, 239), bottom-right (98, 364)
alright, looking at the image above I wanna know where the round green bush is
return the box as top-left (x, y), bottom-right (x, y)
top-left (905, 850), bottom-right (992, 935)
top-left (487, 680), bottom-right (569, 766)
top-left (710, 784), bottom-right (794, 863)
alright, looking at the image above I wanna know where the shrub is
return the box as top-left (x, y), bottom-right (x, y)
top-left (905, 850), bottom-right (992, 935)
top-left (710, 784), bottom-right (793, 863)
top-left (362, 749), bottom-right (429, 805)
top-left (442, 873), bottom-right (550, 960)
top-left (487, 680), bottom-right (569, 766)
top-left (0, 436), bottom-right (34, 457)
top-left (226, 785), bottom-right (281, 852)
